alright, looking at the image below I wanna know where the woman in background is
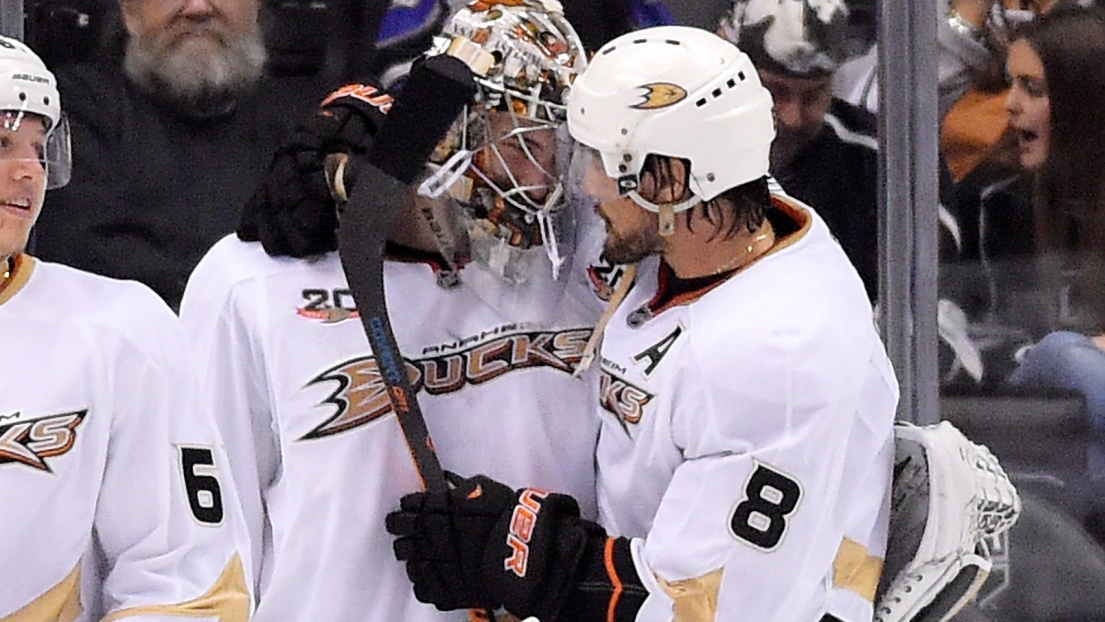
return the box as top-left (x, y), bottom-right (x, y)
top-left (1001, 5), bottom-right (1105, 433)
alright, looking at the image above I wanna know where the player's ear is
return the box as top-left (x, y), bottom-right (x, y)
top-left (638, 156), bottom-right (689, 205)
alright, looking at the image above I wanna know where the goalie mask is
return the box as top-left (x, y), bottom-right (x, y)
top-left (418, 0), bottom-right (586, 283)
top-left (0, 35), bottom-right (71, 190)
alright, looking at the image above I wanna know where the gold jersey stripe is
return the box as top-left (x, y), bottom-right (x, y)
top-left (101, 554), bottom-right (249, 622)
top-left (833, 537), bottom-right (884, 602)
top-left (1, 563), bottom-right (82, 622)
top-left (655, 567), bottom-right (723, 622)
top-left (645, 536), bottom-right (882, 621)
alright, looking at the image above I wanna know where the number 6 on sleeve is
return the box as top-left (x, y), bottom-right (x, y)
top-left (179, 446), bottom-right (225, 526)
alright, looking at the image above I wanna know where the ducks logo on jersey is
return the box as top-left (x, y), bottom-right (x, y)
top-left (598, 369), bottom-right (654, 436)
top-left (301, 327), bottom-right (591, 439)
top-left (0, 409), bottom-right (87, 471)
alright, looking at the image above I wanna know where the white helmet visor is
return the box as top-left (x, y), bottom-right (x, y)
top-left (1, 108), bottom-right (71, 189)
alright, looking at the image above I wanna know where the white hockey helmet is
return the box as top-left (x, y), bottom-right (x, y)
top-left (0, 35), bottom-right (70, 189)
top-left (718, 0), bottom-right (851, 76)
top-left (567, 25), bottom-right (774, 214)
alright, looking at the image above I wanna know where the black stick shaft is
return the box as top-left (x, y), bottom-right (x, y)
top-left (334, 54), bottom-right (476, 494)
top-left (338, 164), bottom-right (448, 493)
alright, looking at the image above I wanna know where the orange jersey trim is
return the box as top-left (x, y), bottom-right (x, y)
top-left (604, 537), bottom-right (623, 622)
top-left (647, 195), bottom-right (812, 317)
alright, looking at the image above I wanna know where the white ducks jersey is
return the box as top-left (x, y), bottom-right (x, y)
top-left (595, 197), bottom-right (898, 622)
top-left (0, 255), bottom-right (250, 622)
top-left (179, 235), bottom-right (603, 622)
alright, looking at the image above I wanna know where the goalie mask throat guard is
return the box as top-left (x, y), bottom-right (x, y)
top-left (417, 0), bottom-right (586, 281)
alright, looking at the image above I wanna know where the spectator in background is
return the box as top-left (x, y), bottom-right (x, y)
top-left (833, 0), bottom-right (1086, 183)
top-left (940, 4), bottom-right (1105, 395)
top-left (995, 5), bottom-right (1105, 433)
top-left (719, 0), bottom-right (880, 300)
top-left (31, 0), bottom-right (328, 310)
top-left (0, 34), bottom-right (251, 621)
top-left (938, 0), bottom-right (1084, 184)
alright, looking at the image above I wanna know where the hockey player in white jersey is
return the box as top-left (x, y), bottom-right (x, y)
top-left (0, 36), bottom-right (250, 621)
top-left (385, 26), bottom-right (899, 622)
top-left (178, 1), bottom-right (604, 620)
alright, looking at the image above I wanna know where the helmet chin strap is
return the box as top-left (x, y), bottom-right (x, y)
top-left (658, 204), bottom-right (676, 237)
top-left (625, 190), bottom-right (699, 237)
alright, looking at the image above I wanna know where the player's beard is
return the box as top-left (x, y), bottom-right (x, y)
top-left (601, 214), bottom-right (664, 266)
top-left (124, 19), bottom-right (267, 120)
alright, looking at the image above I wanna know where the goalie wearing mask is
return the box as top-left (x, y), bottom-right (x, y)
top-left (179, 1), bottom-right (609, 620)
top-left (417, 1), bottom-right (582, 284)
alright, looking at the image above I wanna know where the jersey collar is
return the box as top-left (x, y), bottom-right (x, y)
top-left (0, 253), bottom-right (34, 306)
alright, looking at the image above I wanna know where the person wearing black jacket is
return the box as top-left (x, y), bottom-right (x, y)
top-left (31, 0), bottom-right (327, 310)
top-left (718, 0), bottom-right (880, 300)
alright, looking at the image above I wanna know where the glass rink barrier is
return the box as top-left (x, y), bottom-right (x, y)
top-left (876, 0), bottom-right (1105, 618)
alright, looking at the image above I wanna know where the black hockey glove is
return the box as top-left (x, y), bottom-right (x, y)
top-left (386, 472), bottom-right (636, 621)
top-left (237, 83), bottom-right (391, 257)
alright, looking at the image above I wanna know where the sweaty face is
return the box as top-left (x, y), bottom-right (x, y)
top-left (474, 109), bottom-right (561, 209)
top-left (758, 69), bottom-right (833, 171)
top-left (120, 0), bottom-right (265, 117)
top-left (1005, 39), bottom-right (1050, 171)
top-left (0, 115), bottom-right (48, 261)
top-left (579, 152), bottom-right (662, 265)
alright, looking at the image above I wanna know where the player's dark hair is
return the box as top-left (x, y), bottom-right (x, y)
top-left (637, 153), bottom-right (769, 239)
top-left (706, 176), bottom-right (771, 238)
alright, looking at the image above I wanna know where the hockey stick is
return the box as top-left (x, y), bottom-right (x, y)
top-left (328, 54), bottom-right (476, 494)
